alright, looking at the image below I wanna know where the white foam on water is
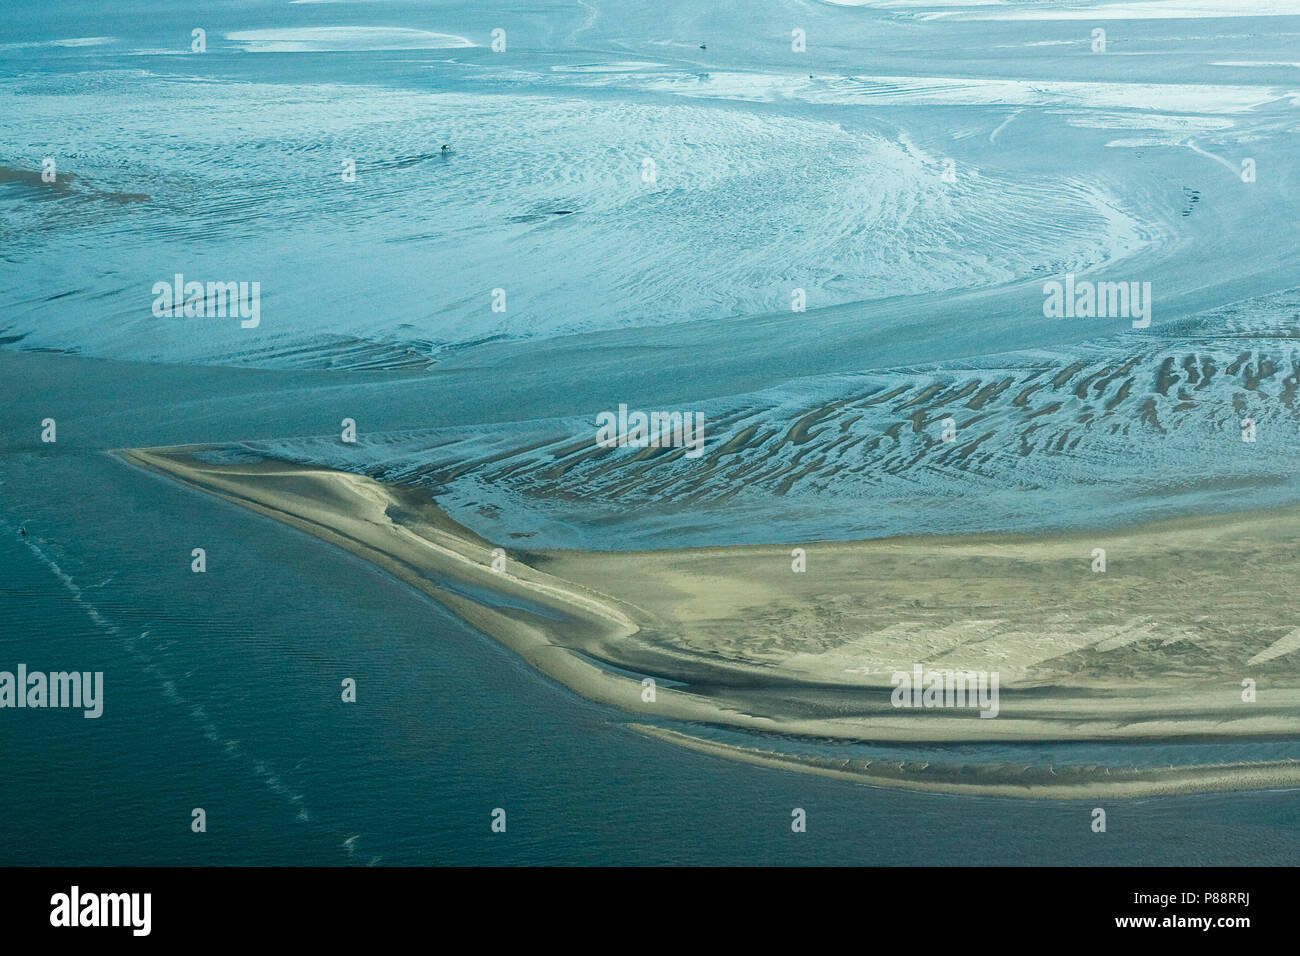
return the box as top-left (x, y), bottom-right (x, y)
top-left (552, 61), bottom-right (668, 72)
top-left (16, 532), bottom-right (320, 832)
top-left (926, 0), bottom-right (1300, 20)
top-left (0, 36), bottom-right (114, 51)
top-left (820, 0), bottom-right (1300, 18)
top-left (0, 75), bottom-right (1153, 366)
top-left (1213, 61), bottom-right (1300, 68)
top-left (634, 71), bottom-right (1296, 113)
top-left (818, 0), bottom-right (1003, 6)
top-left (226, 27), bottom-right (476, 53)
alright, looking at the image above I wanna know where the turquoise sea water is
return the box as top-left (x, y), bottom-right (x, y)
top-left (4, 0), bottom-right (1300, 864)
top-left (0, 416), bottom-right (1296, 865)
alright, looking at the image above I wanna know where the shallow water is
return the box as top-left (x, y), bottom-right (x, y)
top-left (2, 448), bottom-right (1298, 865)
top-left (3, 0), bottom-right (1300, 864)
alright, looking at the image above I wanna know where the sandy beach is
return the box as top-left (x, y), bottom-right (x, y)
top-left (118, 445), bottom-right (1300, 798)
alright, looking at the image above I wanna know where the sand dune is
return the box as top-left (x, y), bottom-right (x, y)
top-left (119, 445), bottom-right (1300, 797)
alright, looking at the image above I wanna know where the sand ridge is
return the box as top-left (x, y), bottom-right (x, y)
top-left (117, 446), bottom-right (1300, 797)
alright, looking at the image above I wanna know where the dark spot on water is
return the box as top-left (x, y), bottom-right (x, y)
top-left (508, 209), bottom-right (575, 223)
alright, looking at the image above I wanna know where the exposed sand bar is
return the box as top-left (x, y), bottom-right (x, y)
top-left (632, 725), bottom-right (1300, 800)
top-left (117, 447), bottom-right (1300, 796)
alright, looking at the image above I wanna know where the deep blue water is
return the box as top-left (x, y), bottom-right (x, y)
top-left (0, 448), bottom-right (1297, 865)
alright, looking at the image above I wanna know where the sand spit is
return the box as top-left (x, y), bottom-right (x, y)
top-left (117, 447), bottom-right (1300, 796)
top-left (631, 725), bottom-right (1300, 800)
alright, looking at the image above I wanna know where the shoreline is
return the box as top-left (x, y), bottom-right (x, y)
top-left (116, 445), bottom-right (1300, 798)
top-left (631, 725), bottom-right (1300, 800)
